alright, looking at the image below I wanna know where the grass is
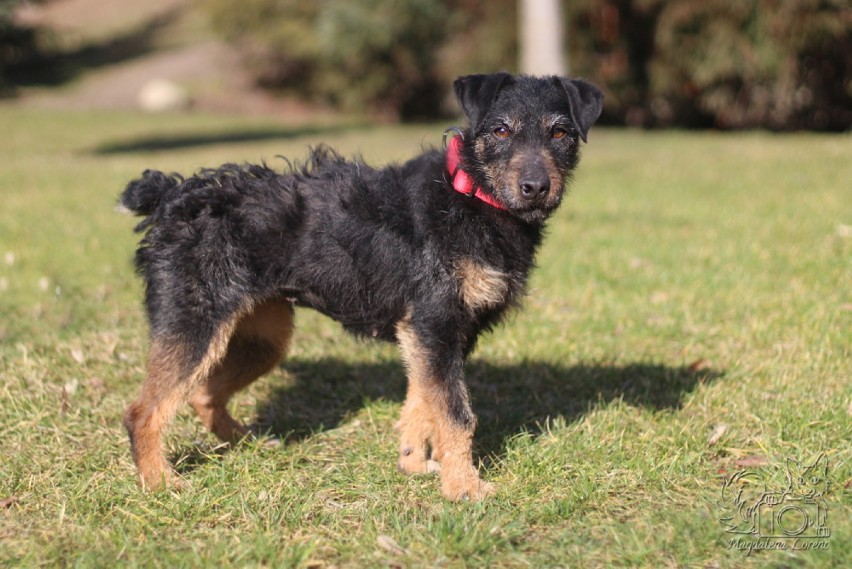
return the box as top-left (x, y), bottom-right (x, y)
top-left (0, 105), bottom-right (849, 568)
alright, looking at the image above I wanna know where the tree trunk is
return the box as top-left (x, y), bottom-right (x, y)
top-left (520, 0), bottom-right (566, 76)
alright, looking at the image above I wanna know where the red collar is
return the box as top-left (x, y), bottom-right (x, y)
top-left (445, 134), bottom-right (507, 211)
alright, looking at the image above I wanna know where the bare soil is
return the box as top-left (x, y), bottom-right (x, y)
top-left (14, 0), bottom-right (329, 118)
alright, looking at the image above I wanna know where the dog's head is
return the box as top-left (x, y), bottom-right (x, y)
top-left (453, 73), bottom-right (603, 223)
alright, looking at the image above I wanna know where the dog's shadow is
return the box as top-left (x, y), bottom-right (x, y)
top-left (252, 357), bottom-right (722, 462)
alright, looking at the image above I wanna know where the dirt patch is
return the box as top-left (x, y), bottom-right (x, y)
top-left (16, 0), bottom-right (188, 44)
top-left (15, 0), bottom-right (333, 119)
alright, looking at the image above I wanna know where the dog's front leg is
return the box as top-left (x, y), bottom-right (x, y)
top-left (395, 316), bottom-right (494, 501)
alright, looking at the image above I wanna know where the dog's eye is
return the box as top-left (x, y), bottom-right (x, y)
top-left (493, 126), bottom-right (511, 139)
top-left (552, 128), bottom-right (568, 140)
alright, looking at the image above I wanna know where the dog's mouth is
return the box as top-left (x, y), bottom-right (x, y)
top-left (487, 154), bottom-right (567, 219)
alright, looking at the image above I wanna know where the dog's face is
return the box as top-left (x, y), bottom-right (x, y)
top-left (454, 73), bottom-right (603, 223)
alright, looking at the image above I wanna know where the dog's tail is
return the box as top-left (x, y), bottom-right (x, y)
top-left (120, 169), bottom-right (181, 216)
top-left (119, 170), bottom-right (182, 231)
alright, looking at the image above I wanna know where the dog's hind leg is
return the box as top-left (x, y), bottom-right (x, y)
top-left (190, 300), bottom-right (294, 443)
top-left (124, 312), bottom-right (246, 490)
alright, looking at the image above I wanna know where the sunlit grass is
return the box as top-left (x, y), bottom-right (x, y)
top-left (0, 106), bottom-right (849, 567)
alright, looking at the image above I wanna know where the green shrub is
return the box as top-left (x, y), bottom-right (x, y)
top-left (204, 0), bottom-right (850, 129)
top-left (314, 0), bottom-right (450, 118)
top-left (205, 0), bottom-right (321, 88)
top-left (567, 0), bottom-right (851, 130)
top-left (204, 0), bottom-right (451, 119)
top-left (649, 0), bottom-right (851, 129)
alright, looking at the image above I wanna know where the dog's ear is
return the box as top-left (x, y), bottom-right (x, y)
top-left (555, 77), bottom-right (603, 142)
top-left (454, 73), bottom-right (512, 131)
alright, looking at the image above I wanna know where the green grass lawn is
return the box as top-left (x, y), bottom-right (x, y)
top-left (0, 105), bottom-right (849, 568)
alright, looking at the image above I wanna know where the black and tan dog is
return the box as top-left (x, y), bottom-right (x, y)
top-left (121, 73), bottom-right (602, 500)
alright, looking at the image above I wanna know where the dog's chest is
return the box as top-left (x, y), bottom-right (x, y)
top-left (453, 258), bottom-right (515, 311)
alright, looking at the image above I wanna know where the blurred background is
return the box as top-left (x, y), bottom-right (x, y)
top-left (3, 0), bottom-right (850, 130)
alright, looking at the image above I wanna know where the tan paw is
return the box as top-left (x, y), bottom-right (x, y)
top-left (139, 467), bottom-right (186, 492)
top-left (440, 471), bottom-right (495, 501)
top-left (397, 446), bottom-right (430, 475)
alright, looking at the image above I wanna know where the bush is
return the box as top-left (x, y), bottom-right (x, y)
top-left (205, 0), bottom-right (850, 129)
top-left (315, 0), bottom-right (451, 118)
top-left (567, 0), bottom-right (851, 130)
top-left (205, 0), bottom-right (321, 89)
top-left (205, 0), bottom-right (451, 119)
top-left (649, 0), bottom-right (851, 129)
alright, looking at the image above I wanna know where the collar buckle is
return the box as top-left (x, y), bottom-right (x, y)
top-left (442, 126), bottom-right (464, 150)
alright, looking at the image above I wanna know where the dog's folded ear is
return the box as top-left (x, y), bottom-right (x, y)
top-left (555, 77), bottom-right (604, 142)
top-left (454, 73), bottom-right (512, 132)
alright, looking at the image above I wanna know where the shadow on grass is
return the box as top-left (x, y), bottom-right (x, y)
top-left (255, 357), bottom-right (723, 462)
top-left (92, 124), bottom-right (365, 154)
top-left (8, 7), bottom-right (182, 88)
top-left (171, 357), bottom-right (721, 474)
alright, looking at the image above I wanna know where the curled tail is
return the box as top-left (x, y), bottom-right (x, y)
top-left (119, 170), bottom-right (182, 230)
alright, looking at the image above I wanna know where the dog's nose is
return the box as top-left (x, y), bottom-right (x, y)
top-left (520, 174), bottom-right (550, 199)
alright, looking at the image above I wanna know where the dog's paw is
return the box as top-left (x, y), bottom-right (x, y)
top-left (167, 475), bottom-right (189, 492)
top-left (397, 446), bottom-right (431, 475)
top-left (139, 468), bottom-right (187, 492)
top-left (440, 471), bottom-right (495, 501)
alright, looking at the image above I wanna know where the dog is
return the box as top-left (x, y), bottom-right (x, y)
top-left (120, 73), bottom-right (603, 500)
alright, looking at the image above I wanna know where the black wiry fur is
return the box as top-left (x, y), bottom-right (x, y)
top-left (121, 73), bottom-right (603, 499)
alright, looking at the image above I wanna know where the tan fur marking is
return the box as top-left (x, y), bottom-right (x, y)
top-left (431, 416), bottom-right (494, 500)
top-left (395, 313), bottom-right (492, 500)
top-left (236, 300), bottom-right (295, 350)
top-left (539, 151), bottom-right (566, 209)
top-left (395, 315), bottom-right (435, 474)
top-left (125, 340), bottom-right (193, 490)
top-left (455, 258), bottom-right (509, 311)
top-left (507, 150), bottom-right (566, 208)
top-left (127, 301), bottom-right (291, 490)
top-left (190, 311), bottom-right (245, 386)
top-left (191, 301), bottom-right (295, 442)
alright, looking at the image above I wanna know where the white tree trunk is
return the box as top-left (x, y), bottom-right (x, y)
top-left (520, 0), bottom-right (566, 76)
